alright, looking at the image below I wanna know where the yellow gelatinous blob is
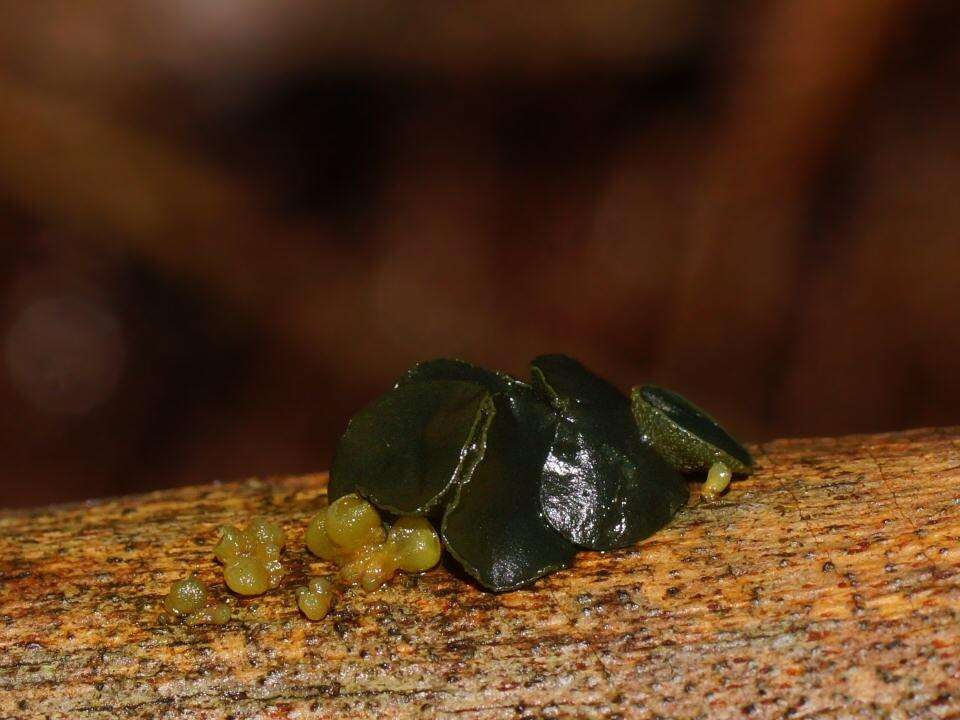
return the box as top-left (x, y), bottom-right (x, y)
top-left (253, 541), bottom-right (281, 564)
top-left (325, 494), bottom-right (383, 550)
top-left (302, 498), bottom-right (445, 599)
top-left (308, 576), bottom-right (334, 596)
top-left (702, 461), bottom-right (732, 501)
top-left (264, 560), bottom-right (285, 588)
top-left (247, 517), bottom-right (286, 549)
top-left (214, 518), bottom-right (288, 597)
top-left (210, 601), bottom-right (232, 624)
top-left (339, 542), bottom-right (379, 586)
top-left (213, 525), bottom-right (252, 564)
top-left (360, 545), bottom-right (399, 592)
top-left (186, 601), bottom-right (231, 626)
top-left (296, 577), bottom-right (335, 620)
top-left (163, 575), bottom-right (209, 615)
top-left (338, 554), bottom-right (367, 586)
top-left (388, 516), bottom-right (442, 574)
top-left (224, 556), bottom-right (271, 595)
top-left (304, 512), bottom-right (345, 561)
top-left (337, 541), bottom-right (398, 590)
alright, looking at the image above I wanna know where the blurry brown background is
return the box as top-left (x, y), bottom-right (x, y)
top-left (2, 1), bottom-right (958, 507)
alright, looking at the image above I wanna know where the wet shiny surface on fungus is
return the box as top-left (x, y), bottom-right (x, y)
top-left (162, 575), bottom-right (231, 625)
top-left (163, 575), bottom-right (208, 615)
top-left (533, 355), bottom-right (689, 550)
top-left (442, 392), bottom-right (577, 592)
top-left (702, 460), bottom-right (732, 501)
top-left (328, 379), bottom-right (492, 515)
top-left (389, 516), bottom-right (443, 573)
top-left (632, 384), bottom-right (754, 474)
top-left (306, 493), bottom-right (443, 593)
top-left (295, 577), bottom-right (335, 620)
top-left (214, 518), bottom-right (287, 596)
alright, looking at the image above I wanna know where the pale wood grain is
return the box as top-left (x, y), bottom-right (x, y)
top-left (1, 427), bottom-right (959, 719)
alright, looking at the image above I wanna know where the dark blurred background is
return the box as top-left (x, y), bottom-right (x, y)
top-left (2, 1), bottom-right (959, 507)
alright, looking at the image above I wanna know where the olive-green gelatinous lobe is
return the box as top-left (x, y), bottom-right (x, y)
top-left (329, 379), bottom-right (493, 515)
top-left (441, 391), bottom-right (577, 592)
top-left (631, 384), bottom-right (754, 474)
top-left (531, 355), bottom-right (689, 550)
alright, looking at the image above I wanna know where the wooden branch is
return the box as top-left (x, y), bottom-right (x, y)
top-left (2, 427), bottom-right (959, 718)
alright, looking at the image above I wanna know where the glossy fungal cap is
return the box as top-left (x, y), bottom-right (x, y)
top-left (532, 354), bottom-right (689, 550)
top-left (540, 424), bottom-right (689, 550)
top-left (328, 379), bottom-right (493, 515)
top-left (631, 385), bottom-right (754, 475)
top-left (442, 391), bottom-right (577, 592)
top-left (530, 355), bottom-right (626, 419)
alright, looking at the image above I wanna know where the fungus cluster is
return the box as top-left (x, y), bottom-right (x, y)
top-left (163, 494), bottom-right (444, 625)
top-left (214, 517), bottom-right (287, 595)
top-left (305, 495), bottom-right (442, 591)
top-left (330, 355), bottom-right (753, 591)
top-left (163, 354), bottom-right (752, 623)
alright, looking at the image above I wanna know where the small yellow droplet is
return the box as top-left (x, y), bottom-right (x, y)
top-left (305, 512), bottom-right (344, 561)
top-left (247, 517), bottom-right (286, 548)
top-left (388, 516), bottom-right (442, 573)
top-left (702, 461), bottom-right (732, 501)
top-left (325, 494), bottom-right (383, 550)
top-left (185, 602), bottom-right (231, 625)
top-left (163, 575), bottom-right (209, 615)
top-left (213, 525), bottom-right (251, 564)
top-left (296, 577), bottom-right (335, 620)
top-left (224, 557), bottom-right (271, 596)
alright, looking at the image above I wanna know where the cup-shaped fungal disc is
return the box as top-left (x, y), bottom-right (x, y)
top-left (532, 355), bottom-right (689, 550)
top-left (441, 391), bottom-right (577, 592)
top-left (630, 384), bottom-right (754, 475)
top-left (329, 379), bottom-right (493, 515)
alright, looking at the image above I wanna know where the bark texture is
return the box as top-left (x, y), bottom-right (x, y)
top-left (2, 428), bottom-right (959, 719)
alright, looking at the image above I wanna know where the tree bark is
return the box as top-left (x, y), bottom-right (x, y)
top-left (2, 427), bottom-right (959, 718)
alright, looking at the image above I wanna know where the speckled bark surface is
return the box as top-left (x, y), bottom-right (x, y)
top-left (1, 428), bottom-right (959, 719)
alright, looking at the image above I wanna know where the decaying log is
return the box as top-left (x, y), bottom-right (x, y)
top-left (1, 427), bottom-right (959, 719)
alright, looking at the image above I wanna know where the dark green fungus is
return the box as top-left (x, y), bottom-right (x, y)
top-left (442, 392), bottom-right (577, 592)
top-left (401, 357), bottom-right (528, 399)
top-left (631, 384), bottom-right (754, 474)
top-left (329, 379), bottom-right (493, 514)
top-left (532, 355), bottom-right (689, 550)
top-left (324, 356), bottom-right (749, 595)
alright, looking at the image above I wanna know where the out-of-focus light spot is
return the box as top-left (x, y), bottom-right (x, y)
top-left (4, 296), bottom-right (125, 415)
